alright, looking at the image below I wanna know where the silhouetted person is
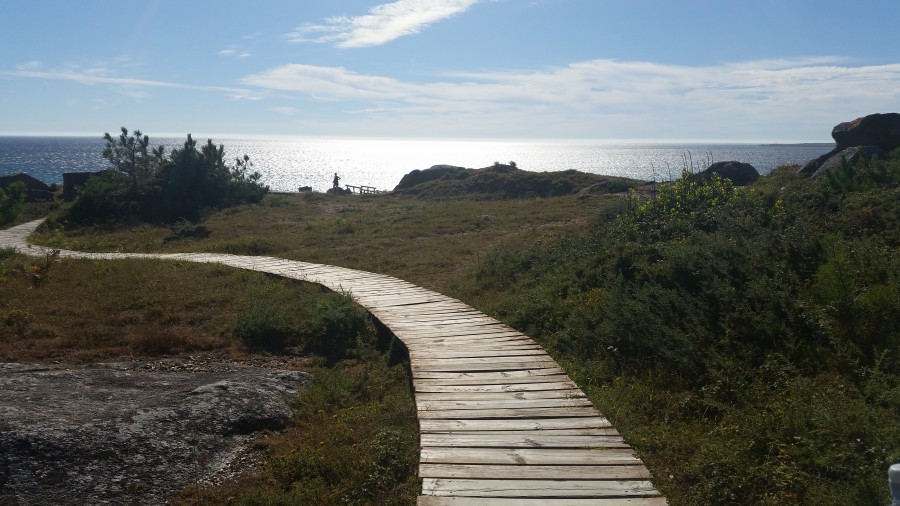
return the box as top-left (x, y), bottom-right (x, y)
top-left (333, 173), bottom-right (341, 188)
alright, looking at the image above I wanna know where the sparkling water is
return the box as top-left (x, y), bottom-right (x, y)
top-left (0, 136), bottom-right (833, 193)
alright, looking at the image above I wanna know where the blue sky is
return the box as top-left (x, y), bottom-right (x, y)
top-left (2, 0), bottom-right (899, 141)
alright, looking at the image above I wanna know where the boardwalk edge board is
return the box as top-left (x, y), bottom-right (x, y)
top-left (1, 220), bottom-right (664, 503)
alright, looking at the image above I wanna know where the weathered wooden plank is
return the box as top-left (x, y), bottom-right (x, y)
top-left (420, 448), bottom-right (642, 467)
top-left (412, 356), bottom-right (558, 368)
top-left (417, 496), bottom-right (669, 505)
top-left (413, 373), bottom-right (570, 385)
top-left (402, 334), bottom-right (534, 345)
top-left (413, 381), bottom-right (578, 393)
top-left (408, 346), bottom-right (544, 357)
top-left (420, 428), bottom-right (620, 437)
top-left (409, 349), bottom-right (546, 360)
top-left (414, 369), bottom-right (566, 380)
top-left (420, 433), bottom-right (628, 448)
top-left (417, 398), bottom-right (594, 411)
top-left (416, 406), bottom-right (600, 419)
top-left (419, 417), bottom-right (613, 433)
top-left (419, 464), bottom-right (649, 480)
top-left (412, 363), bottom-right (560, 373)
top-left (415, 389), bottom-right (585, 401)
top-left (421, 478), bottom-right (659, 498)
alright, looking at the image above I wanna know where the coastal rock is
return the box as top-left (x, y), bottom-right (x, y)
top-left (832, 113), bottom-right (900, 151)
top-left (393, 164), bottom-right (467, 191)
top-left (0, 359), bottom-right (308, 505)
top-left (812, 146), bottom-right (887, 178)
top-left (802, 113), bottom-right (900, 176)
top-left (326, 186), bottom-right (353, 195)
top-left (694, 161), bottom-right (759, 186)
top-left (576, 179), bottom-right (637, 199)
top-left (0, 172), bottom-right (52, 202)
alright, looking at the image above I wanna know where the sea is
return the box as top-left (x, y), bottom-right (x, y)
top-left (0, 136), bottom-right (833, 193)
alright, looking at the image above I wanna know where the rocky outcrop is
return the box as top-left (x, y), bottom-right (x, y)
top-left (393, 164), bottom-right (467, 191)
top-left (800, 113), bottom-right (900, 176)
top-left (812, 146), bottom-right (887, 178)
top-left (694, 161), bottom-right (760, 186)
top-left (326, 186), bottom-right (353, 195)
top-left (832, 113), bottom-right (900, 152)
top-left (0, 358), bottom-right (308, 505)
top-left (0, 172), bottom-right (52, 202)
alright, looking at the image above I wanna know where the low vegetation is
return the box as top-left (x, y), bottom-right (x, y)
top-left (9, 150), bottom-right (899, 504)
top-left (0, 181), bottom-right (26, 226)
top-left (0, 250), bottom-right (418, 504)
top-left (458, 153), bottom-right (900, 504)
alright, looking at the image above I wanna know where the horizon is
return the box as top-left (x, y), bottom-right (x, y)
top-left (2, 1), bottom-right (898, 141)
top-left (0, 132), bottom-right (837, 146)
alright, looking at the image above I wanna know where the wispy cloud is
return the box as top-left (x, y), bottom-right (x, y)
top-left (218, 46), bottom-right (252, 59)
top-left (2, 67), bottom-right (263, 100)
top-left (243, 57), bottom-right (900, 139)
top-left (288, 0), bottom-right (481, 48)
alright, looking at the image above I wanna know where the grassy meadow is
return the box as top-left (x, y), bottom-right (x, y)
top-left (7, 152), bottom-right (900, 504)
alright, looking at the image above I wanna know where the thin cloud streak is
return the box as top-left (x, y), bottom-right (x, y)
top-left (288, 0), bottom-right (481, 48)
top-left (242, 57), bottom-right (900, 139)
top-left (2, 68), bottom-right (263, 100)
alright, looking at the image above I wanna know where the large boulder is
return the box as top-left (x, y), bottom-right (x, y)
top-left (0, 360), bottom-right (308, 504)
top-left (694, 161), bottom-right (759, 186)
top-left (0, 172), bottom-right (52, 202)
top-left (832, 113), bottom-right (900, 151)
top-left (799, 113), bottom-right (900, 176)
top-left (812, 146), bottom-right (888, 178)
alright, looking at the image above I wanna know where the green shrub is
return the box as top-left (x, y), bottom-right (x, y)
top-left (467, 168), bottom-right (900, 503)
top-left (232, 302), bottom-right (299, 353)
top-left (302, 291), bottom-right (374, 364)
top-left (0, 181), bottom-right (27, 226)
top-left (210, 237), bottom-right (276, 255)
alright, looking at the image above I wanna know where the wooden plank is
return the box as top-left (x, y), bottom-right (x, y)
top-left (419, 464), bottom-right (649, 480)
top-left (417, 398), bottom-right (594, 411)
top-left (415, 389), bottom-right (585, 401)
top-left (413, 381), bottom-right (578, 393)
top-left (421, 478), bottom-right (659, 498)
top-left (420, 428), bottom-right (620, 437)
top-left (412, 356), bottom-right (558, 368)
top-left (417, 496), bottom-right (669, 505)
top-left (420, 447), bottom-right (642, 466)
top-left (413, 370), bottom-right (566, 380)
top-left (412, 363), bottom-right (560, 373)
top-left (418, 418), bottom-right (613, 433)
top-left (420, 434), bottom-right (628, 448)
top-left (413, 374), bottom-right (571, 385)
top-left (408, 346), bottom-right (544, 357)
top-left (409, 347), bottom-right (546, 358)
top-left (416, 406), bottom-right (600, 419)
top-left (402, 334), bottom-right (534, 345)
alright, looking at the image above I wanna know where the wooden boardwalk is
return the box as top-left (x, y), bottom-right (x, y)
top-left (2, 220), bottom-right (665, 505)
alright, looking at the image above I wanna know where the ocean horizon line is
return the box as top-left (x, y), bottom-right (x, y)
top-left (0, 132), bottom-right (834, 146)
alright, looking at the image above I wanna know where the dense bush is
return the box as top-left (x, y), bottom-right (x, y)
top-left (232, 290), bottom-right (375, 364)
top-left (469, 157), bottom-right (900, 503)
top-left (0, 181), bottom-right (26, 226)
top-left (69, 128), bottom-right (268, 224)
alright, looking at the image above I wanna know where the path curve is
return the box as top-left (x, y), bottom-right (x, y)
top-left (2, 220), bottom-right (665, 505)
